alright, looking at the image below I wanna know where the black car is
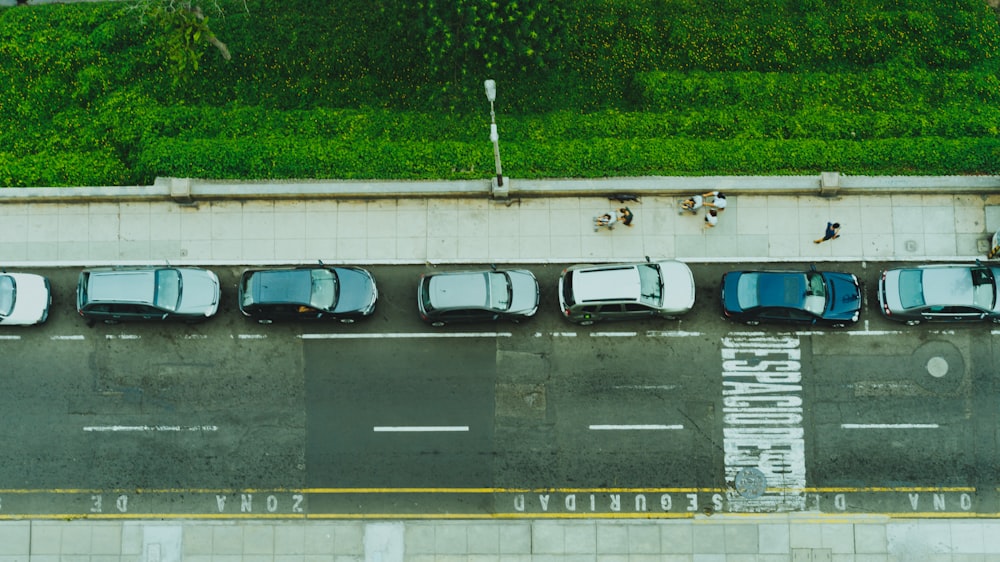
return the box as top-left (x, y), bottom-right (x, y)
top-left (721, 268), bottom-right (861, 328)
top-left (238, 266), bottom-right (377, 324)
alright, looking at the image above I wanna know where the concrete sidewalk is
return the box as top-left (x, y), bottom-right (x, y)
top-left (4, 516), bottom-right (1000, 560)
top-left (0, 192), bottom-right (998, 266)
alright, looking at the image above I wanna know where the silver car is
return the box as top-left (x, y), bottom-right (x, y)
top-left (878, 263), bottom-right (1000, 325)
top-left (558, 259), bottom-right (695, 325)
top-left (77, 267), bottom-right (220, 323)
top-left (417, 268), bottom-right (539, 327)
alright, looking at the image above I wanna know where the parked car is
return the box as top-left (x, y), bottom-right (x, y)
top-left (0, 272), bottom-right (51, 326)
top-left (878, 263), bottom-right (1000, 325)
top-left (558, 259), bottom-right (695, 325)
top-left (721, 267), bottom-right (861, 327)
top-left (77, 267), bottom-right (220, 323)
top-left (239, 265), bottom-right (377, 324)
top-left (417, 268), bottom-right (539, 326)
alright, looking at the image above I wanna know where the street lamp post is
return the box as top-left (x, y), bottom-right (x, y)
top-left (484, 79), bottom-right (504, 188)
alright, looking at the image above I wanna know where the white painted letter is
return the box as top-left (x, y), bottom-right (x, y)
top-left (90, 495), bottom-right (102, 513)
top-left (660, 494), bottom-right (672, 511)
top-left (292, 494), bottom-right (304, 513)
top-left (686, 493), bottom-right (698, 511)
top-left (216, 495), bottom-right (227, 512)
top-left (514, 494), bottom-right (525, 512)
top-left (590, 494), bottom-right (596, 511)
top-left (565, 494), bottom-right (576, 511)
top-left (908, 493), bottom-right (919, 510)
top-left (116, 495), bottom-right (128, 513)
top-left (266, 495), bottom-right (278, 513)
top-left (609, 494), bottom-right (621, 512)
top-left (635, 494), bottom-right (647, 512)
top-left (933, 494), bottom-right (945, 511)
top-left (961, 493), bottom-right (972, 510)
top-left (241, 494), bottom-right (253, 513)
top-left (713, 494), bottom-right (724, 512)
top-left (539, 495), bottom-right (550, 511)
top-left (834, 494), bottom-right (846, 511)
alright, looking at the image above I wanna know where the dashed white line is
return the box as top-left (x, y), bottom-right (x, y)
top-left (301, 333), bottom-right (511, 339)
top-left (184, 334), bottom-right (209, 339)
top-left (237, 334), bottom-right (267, 340)
top-left (841, 423), bottom-right (939, 429)
top-left (589, 424), bottom-right (684, 430)
top-left (373, 426), bottom-right (469, 432)
top-left (538, 332), bottom-right (578, 337)
top-left (591, 332), bottom-right (636, 337)
top-left (105, 334), bottom-right (140, 340)
top-left (647, 330), bottom-right (703, 337)
top-left (84, 425), bottom-right (219, 432)
top-left (0, 335), bottom-right (21, 340)
top-left (611, 385), bottom-right (678, 390)
top-left (51, 335), bottom-right (85, 340)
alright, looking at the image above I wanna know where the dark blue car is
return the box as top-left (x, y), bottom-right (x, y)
top-left (239, 266), bottom-right (377, 324)
top-left (721, 268), bottom-right (861, 327)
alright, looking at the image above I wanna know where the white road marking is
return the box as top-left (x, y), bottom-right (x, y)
top-left (591, 332), bottom-right (636, 337)
top-left (373, 426), bottom-right (469, 432)
top-left (301, 333), bottom-right (511, 339)
top-left (184, 334), bottom-right (209, 339)
top-left (647, 330), bottom-right (703, 337)
top-left (841, 423), bottom-right (939, 429)
top-left (538, 332), bottom-right (577, 337)
top-left (589, 424), bottom-right (683, 430)
top-left (237, 334), bottom-right (267, 340)
top-left (849, 330), bottom-right (905, 336)
top-left (105, 334), bottom-right (140, 340)
top-left (51, 335), bottom-right (85, 340)
top-left (611, 385), bottom-right (678, 390)
top-left (0, 335), bottom-right (21, 340)
top-left (84, 425), bottom-right (219, 432)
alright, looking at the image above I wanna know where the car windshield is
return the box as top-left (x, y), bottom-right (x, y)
top-left (487, 272), bottom-right (513, 311)
top-left (153, 269), bottom-right (181, 311)
top-left (309, 269), bottom-right (338, 310)
top-left (803, 271), bottom-right (827, 315)
top-left (971, 267), bottom-right (996, 309)
top-left (638, 264), bottom-right (663, 306)
top-left (0, 275), bottom-right (14, 317)
top-left (898, 269), bottom-right (925, 309)
top-left (736, 274), bottom-right (760, 307)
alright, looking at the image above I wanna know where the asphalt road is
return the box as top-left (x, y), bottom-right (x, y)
top-left (0, 262), bottom-right (997, 518)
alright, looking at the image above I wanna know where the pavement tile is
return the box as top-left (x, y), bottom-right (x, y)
top-left (433, 523), bottom-right (467, 554)
top-left (244, 525), bottom-right (275, 554)
top-left (982, 523), bottom-right (1000, 553)
top-left (302, 524), bottom-right (335, 554)
top-left (760, 524), bottom-right (791, 554)
top-left (564, 522), bottom-right (597, 554)
top-left (213, 525), bottom-right (245, 554)
top-left (951, 522), bottom-right (986, 554)
top-left (627, 523), bottom-right (662, 554)
top-left (691, 524), bottom-right (725, 554)
top-left (466, 524), bottom-right (500, 554)
top-left (821, 524), bottom-right (856, 554)
top-left (333, 523), bottom-right (364, 555)
top-left (183, 524), bottom-right (214, 555)
top-left (0, 523), bottom-right (29, 554)
top-left (596, 524), bottom-right (628, 554)
top-left (724, 524), bottom-right (759, 554)
top-left (531, 522), bottom-right (566, 554)
top-left (854, 524), bottom-right (887, 554)
top-left (498, 523), bottom-right (531, 554)
top-left (30, 523), bottom-right (62, 554)
top-left (661, 522), bottom-right (694, 553)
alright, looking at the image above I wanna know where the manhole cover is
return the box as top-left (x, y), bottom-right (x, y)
top-left (734, 468), bottom-right (768, 499)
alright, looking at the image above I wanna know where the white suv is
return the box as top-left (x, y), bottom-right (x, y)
top-left (558, 259), bottom-right (695, 325)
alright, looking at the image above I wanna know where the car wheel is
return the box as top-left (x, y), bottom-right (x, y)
top-left (745, 320), bottom-right (760, 326)
top-left (339, 318), bottom-right (355, 324)
top-left (579, 320), bottom-right (594, 326)
top-left (906, 320), bottom-right (921, 326)
top-left (431, 321), bottom-right (446, 327)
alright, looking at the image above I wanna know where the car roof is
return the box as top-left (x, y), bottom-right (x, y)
top-left (751, 272), bottom-right (806, 308)
top-left (572, 265), bottom-right (641, 302)
top-left (249, 269), bottom-right (313, 305)
top-left (87, 270), bottom-right (156, 303)
top-left (427, 271), bottom-right (490, 308)
top-left (920, 266), bottom-right (974, 306)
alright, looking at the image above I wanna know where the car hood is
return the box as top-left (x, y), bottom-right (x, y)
top-left (1, 273), bottom-right (50, 325)
top-left (507, 270), bottom-right (539, 316)
top-left (880, 269), bottom-right (904, 312)
top-left (332, 268), bottom-right (377, 314)
top-left (177, 269), bottom-right (220, 316)
top-left (657, 261), bottom-right (696, 312)
top-left (823, 272), bottom-right (862, 319)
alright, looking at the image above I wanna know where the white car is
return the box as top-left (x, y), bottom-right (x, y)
top-left (558, 259), bottom-right (695, 324)
top-left (0, 272), bottom-right (52, 326)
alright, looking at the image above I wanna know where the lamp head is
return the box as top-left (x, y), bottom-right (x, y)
top-left (484, 79), bottom-right (497, 102)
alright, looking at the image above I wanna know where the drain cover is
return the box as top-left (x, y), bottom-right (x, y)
top-left (734, 468), bottom-right (768, 499)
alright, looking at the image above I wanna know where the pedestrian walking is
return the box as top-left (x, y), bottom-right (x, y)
top-left (704, 209), bottom-right (718, 228)
top-left (618, 207), bottom-right (634, 227)
top-left (705, 191), bottom-right (727, 212)
top-left (814, 222), bottom-right (841, 244)
top-left (680, 194), bottom-right (703, 214)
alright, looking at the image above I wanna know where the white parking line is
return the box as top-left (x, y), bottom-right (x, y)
top-left (611, 385), bottom-right (678, 390)
top-left (84, 425), bottom-right (219, 432)
top-left (841, 423), bottom-right (939, 429)
top-left (301, 333), bottom-right (511, 339)
top-left (0, 335), bottom-right (21, 340)
top-left (647, 330), bottom-right (703, 337)
top-left (105, 334), bottom-right (140, 340)
top-left (537, 332), bottom-right (577, 337)
top-left (51, 335), bottom-right (85, 340)
top-left (237, 334), bottom-right (267, 340)
top-left (849, 330), bottom-right (905, 336)
top-left (591, 332), bottom-right (636, 337)
top-left (589, 424), bottom-right (684, 430)
top-left (373, 426), bottom-right (469, 432)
